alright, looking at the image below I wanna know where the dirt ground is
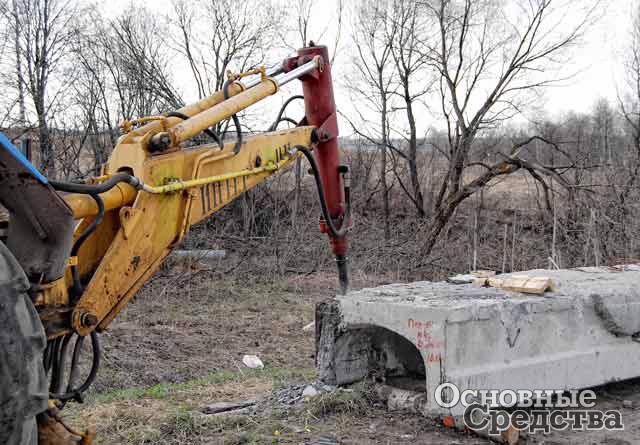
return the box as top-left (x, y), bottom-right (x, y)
top-left (63, 266), bottom-right (640, 444)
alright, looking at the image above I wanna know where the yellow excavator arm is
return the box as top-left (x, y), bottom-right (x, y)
top-left (63, 125), bottom-right (316, 337)
top-left (35, 46), bottom-right (351, 342)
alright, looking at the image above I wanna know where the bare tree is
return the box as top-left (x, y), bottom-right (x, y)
top-left (109, 11), bottom-right (182, 117)
top-left (172, 0), bottom-right (207, 99)
top-left (292, 0), bottom-right (315, 47)
top-left (386, 0), bottom-right (432, 217)
top-left (10, 0), bottom-right (25, 126)
top-left (349, 0), bottom-right (397, 240)
top-left (281, 0), bottom-right (344, 62)
top-left (0, 1), bottom-right (27, 129)
top-left (74, 8), bottom-right (182, 124)
top-left (0, 4), bottom-right (17, 126)
top-left (171, 0), bottom-right (281, 97)
top-left (592, 2), bottom-right (640, 263)
top-left (419, 0), bottom-right (598, 257)
top-left (592, 98), bottom-right (615, 164)
top-left (4, 0), bottom-right (79, 177)
top-left (619, 2), bottom-right (640, 202)
top-left (71, 11), bottom-right (117, 173)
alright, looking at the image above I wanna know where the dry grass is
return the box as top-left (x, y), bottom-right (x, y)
top-left (88, 276), bottom-right (324, 393)
top-left (60, 268), bottom-right (477, 444)
top-left (63, 369), bottom-right (476, 445)
top-left (64, 370), bottom-right (307, 444)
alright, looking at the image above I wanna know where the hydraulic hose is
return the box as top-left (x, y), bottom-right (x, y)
top-left (272, 117), bottom-right (299, 129)
top-left (66, 335), bottom-right (85, 394)
top-left (294, 145), bottom-right (351, 238)
top-left (50, 172), bottom-right (141, 194)
top-left (49, 334), bottom-right (72, 395)
top-left (51, 174), bottom-right (139, 296)
top-left (268, 95), bottom-right (304, 131)
top-left (294, 145), bottom-right (350, 295)
top-left (69, 194), bottom-right (104, 299)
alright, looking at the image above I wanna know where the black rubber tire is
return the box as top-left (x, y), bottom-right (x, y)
top-left (0, 241), bottom-right (48, 445)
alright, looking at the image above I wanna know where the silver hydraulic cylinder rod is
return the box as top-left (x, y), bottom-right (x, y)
top-left (243, 64), bottom-right (284, 89)
top-left (273, 57), bottom-right (321, 86)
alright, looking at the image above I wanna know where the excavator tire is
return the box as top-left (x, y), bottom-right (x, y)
top-left (0, 241), bottom-right (48, 445)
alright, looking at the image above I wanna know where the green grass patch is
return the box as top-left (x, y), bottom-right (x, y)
top-left (91, 367), bottom-right (316, 404)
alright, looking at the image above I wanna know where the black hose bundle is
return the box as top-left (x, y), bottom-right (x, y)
top-left (46, 331), bottom-right (101, 405)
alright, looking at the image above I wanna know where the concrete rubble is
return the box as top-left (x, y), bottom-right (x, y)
top-left (268, 382), bottom-right (341, 406)
top-left (315, 265), bottom-right (640, 416)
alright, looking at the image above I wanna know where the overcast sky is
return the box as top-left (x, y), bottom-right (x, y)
top-left (541, 0), bottom-right (633, 115)
top-left (98, 0), bottom-right (637, 133)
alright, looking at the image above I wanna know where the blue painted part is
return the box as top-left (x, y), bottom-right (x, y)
top-left (0, 132), bottom-right (48, 184)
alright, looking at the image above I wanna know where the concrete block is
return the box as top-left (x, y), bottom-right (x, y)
top-left (316, 266), bottom-right (640, 415)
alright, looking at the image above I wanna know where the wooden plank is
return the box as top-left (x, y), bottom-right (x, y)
top-left (475, 275), bottom-right (554, 295)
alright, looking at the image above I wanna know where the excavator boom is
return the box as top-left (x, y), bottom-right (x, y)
top-left (30, 45), bottom-right (350, 339)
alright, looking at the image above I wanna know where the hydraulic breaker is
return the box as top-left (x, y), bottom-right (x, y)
top-left (284, 45), bottom-right (351, 294)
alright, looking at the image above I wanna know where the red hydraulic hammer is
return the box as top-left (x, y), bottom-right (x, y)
top-left (284, 44), bottom-right (351, 294)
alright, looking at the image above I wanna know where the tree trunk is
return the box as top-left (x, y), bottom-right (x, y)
top-left (380, 142), bottom-right (390, 241)
top-left (423, 201), bottom-right (456, 257)
top-left (404, 84), bottom-right (425, 217)
top-left (13, 0), bottom-right (25, 126)
top-left (35, 96), bottom-right (55, 178)
top-left (380, 92), bottom-right (390, 241)
top-left (424, 160), bottom-right (519, 258)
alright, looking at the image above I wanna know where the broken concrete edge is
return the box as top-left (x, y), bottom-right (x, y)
top-left (315, 266), bottom-right (640, 418)
top-left (315, 300), bottom-right (344, 385)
